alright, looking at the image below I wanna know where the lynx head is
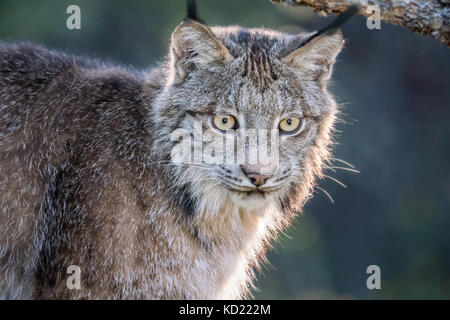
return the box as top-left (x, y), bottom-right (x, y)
top-left (150, 18), bottom-right (344, 229)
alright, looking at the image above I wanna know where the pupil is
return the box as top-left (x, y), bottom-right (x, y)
top-left (286, 119), bottom-right (292, 126)
top-left (222, 118), bottom-right (228, 124)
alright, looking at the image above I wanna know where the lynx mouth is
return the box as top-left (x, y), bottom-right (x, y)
top-left (221, 179), bottom-right (283, 198)
top-left (226, 186), bottom-right (281, 198)
top-left (228, 188), bottom-right (266, 199)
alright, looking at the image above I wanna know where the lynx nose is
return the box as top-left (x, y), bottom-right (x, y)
top-left (241, 165), bottom-right (272, 187)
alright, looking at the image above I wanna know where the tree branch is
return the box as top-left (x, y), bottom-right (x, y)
top-left (272, 0), bottom-right (450, 46)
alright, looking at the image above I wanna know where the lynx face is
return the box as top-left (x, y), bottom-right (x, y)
top-left (152, 20), bottom-right (343, 214)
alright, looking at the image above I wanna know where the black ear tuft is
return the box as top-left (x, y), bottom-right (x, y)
top-left (186, 0), bottom-right (205, 24)
top-left (307, 5), bottom-right (359, 43)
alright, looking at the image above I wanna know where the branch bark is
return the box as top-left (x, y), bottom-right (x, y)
top-left (272, 0), bottom-right (450, 46)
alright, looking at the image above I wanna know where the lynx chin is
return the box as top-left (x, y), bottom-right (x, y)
top-left (0, 7), bottom-right (350, 299)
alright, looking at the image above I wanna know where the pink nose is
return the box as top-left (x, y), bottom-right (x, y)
top-left (246, 173), bottom-right (271, 187)
top-left (241, 165), bottom-right (272, 187)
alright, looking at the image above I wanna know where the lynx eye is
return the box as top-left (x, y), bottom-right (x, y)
top-left (212, 115), bottom-right (237, 132)
top-left (279, 117), bottom-right (302, 134)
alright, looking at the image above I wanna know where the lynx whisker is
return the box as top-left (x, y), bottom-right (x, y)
top-left (330, 157), bottom-right (356, 169)
top-left (326, 166), bottom-right (360, 174)
top-left (314, 186), bottom-right (335, 204)
top-left (323, 174), bottom-right (347, 188)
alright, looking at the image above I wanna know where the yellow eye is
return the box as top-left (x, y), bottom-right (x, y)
top-left (279, 117), bottom-right (302, 133)
top-left (213, 115), bottom-right (236, 131)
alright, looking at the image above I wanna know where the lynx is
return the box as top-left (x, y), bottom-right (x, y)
top-left (0, 3), bottom-right (354, 299)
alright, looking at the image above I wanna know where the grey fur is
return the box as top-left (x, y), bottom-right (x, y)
top-left (0, 18), bottom-right (344, 299)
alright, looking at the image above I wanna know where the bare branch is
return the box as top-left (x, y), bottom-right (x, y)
top-left (272, 0), bottom-right (450, 46)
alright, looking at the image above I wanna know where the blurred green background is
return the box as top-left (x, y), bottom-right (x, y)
top-left (1, 0), bottom-right (449, 299)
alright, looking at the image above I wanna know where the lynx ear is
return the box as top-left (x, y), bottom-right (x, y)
top-left (169, 20), bottom-right (233, 84)
top-left (282, 31), bottom-right (344, 86)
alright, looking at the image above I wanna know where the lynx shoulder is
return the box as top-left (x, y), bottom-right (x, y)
top-left (0, 42), bottom-right (155, 299)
